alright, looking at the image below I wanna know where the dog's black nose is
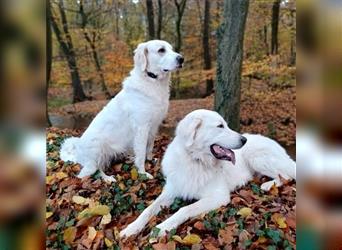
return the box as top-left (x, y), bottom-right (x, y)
top-left (177, 55), bottom-right (184, 64)
top-left (241, 136), bottom-right (247, 145)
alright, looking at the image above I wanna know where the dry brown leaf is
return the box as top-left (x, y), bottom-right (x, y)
top-left (218, 228), bottom-right (234, 245)
top-left (193, 221), bottom-right (205, 231)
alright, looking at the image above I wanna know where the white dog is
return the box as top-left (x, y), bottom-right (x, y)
top-left (60, 40), bottom-right (184, 182)
top-left (120, 109), bottom-right (296, 237)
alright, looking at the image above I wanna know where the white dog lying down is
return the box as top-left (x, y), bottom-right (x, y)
top-left (60, 40), bottom-right (184, 182)
top-left (120, 109), bottom-right (296, 237)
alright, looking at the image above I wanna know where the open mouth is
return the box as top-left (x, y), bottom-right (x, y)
top-left (210, 144), bottom-right (236, 165)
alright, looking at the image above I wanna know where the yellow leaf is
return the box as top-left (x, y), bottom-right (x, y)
top-left (46, 211), bottom-right (53, 219)
top-left (104, 237), bottom-right (113, 247)
top-left (237, 207), bottom-right (252, 218)
top-left (113, 227), bottom-right (120, 240)
top-left (118, 182), bottom-right (126, 190)
top-left (72, 195), bottom-right (87, 205)
top-left (172, 235), bottom-right (183, 244)
top-left (182, 234), bottom-right (202, 245)
top-left (77, 205), bottom-right (110, 220)
top-left (100, 213), bottom-right (112, 225)
top-left (46, 175), bottom-right (54, 185)
top-left (63, 227), bottom-right (77, 244)
top-left (56, 172), bottom-right (68, 180)
top-left (131, 168), bottom-right (138, 180)
top-left (88, 226), bottom-right (97, 241)
top-left (272, 213), bottom-right (287, 229)
top-left (257, 236), bottom-right (267, 244)
top-left (77, 208), bottom-right (91, 220)
top-left (90, 205), bottom-right (110, 215)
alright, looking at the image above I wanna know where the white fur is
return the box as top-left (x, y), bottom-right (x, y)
top-left (60, 40), bottom-right (183, 182)
top-left (120, 109), bottom-right (296, 237)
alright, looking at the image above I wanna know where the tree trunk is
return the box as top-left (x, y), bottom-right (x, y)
top-left (173, 0), bottom-right (187, 99)
top-left (214, 0), bottom-right (249, 131)
top-left (79, 1), bottom-right (111, 99)
top-left (263, 25), bottom-right (269, 55)
top-left (47, 0), bottom-right (52, 127)
top-left (114, 1), bottom-right (120, 39)
top-left (203, 0), bottom-right (213, 96)
top-left (146, 0), bottom-right (155, 40)
top-left (271, 0), bottom-right (280, 55)
top-left (157, 0), bottom-right (162, 39)
top-left (51, 0), bottom-right (87, 103)
top-left (90, 42), bottom-right (111, 99)
top-left (289, 10), bottom-right (296, 65)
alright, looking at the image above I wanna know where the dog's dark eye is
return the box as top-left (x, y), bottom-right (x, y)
top-left (217, 124), bottom-right (224, 128)
top-left (158, 48), bottom-right (165, 53)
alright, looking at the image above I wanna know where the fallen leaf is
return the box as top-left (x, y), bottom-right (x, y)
top-left (152, 243), bottom-right (168, 250)
top-left (77, 205), bottom-right (110, 220)
top-left (172, 235), bottom-right (183, 244)
top-left (46, 211), bottom-right (53, 219)
top-left (182, 234), bottom-right (202, 245)
top-left (257, 236), bottom-right (267, 244)
top-left (218, 228), bottom-right (234, 245)
top-left (63, 227), bottom-right (77, 244)
top-left (237, 207), bottom-right (252, 218)
top-left (72, 195), bottom-right (87, 205)
top-left (55, 172), bottom-right (68, 180)
top-left (193, 221), bottom-right (205, 231)
top-left (270, 185), bottom-right (279, 196)
top-left (100, 213), bottom-right (112, 225)
top-left (118, 182), bottom-right (126, 190)
top-left (104, 237), bottom-right (113, 247)
top-left (46, 175), bottom-right (54, 185)
top-left (131, 168), bottom-right (138, 180)
top-left (88, 226), bottom-right (97, 241)
top-left (271, 213), bottom-right (287, 229)
top-left (173, 234), bottom-right (201, 245)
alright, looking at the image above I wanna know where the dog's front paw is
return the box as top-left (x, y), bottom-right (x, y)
top-left (120, 224), bottom-right (141, 238)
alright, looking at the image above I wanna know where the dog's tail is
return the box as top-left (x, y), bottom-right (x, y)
top-left (60, 137), bottom-right (80, 162)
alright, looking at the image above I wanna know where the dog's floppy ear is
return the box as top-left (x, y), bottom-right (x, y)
top-left (176, 116), bottom-right (202, 147)
top-left (134, 42), bottom-right (148, 72)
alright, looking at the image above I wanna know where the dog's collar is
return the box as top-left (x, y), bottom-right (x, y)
top-left (146, 71), bottom-right (158, 79)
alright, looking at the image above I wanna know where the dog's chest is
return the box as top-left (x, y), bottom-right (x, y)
top-left (166, 162), bottom-right (219, 200)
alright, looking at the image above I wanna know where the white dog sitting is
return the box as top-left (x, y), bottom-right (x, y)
top-left (60, 40), bottom-right (184, 182)
top-left (120, 109), bottom-right (296, 237)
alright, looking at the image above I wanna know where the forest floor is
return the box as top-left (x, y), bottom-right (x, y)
top-left (46, 127), bottom-right (296, 250)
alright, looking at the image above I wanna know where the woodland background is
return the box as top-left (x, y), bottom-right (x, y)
top-left (47, 0), bottom-right (296, 249)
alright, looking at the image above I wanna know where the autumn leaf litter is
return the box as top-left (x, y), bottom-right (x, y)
top-left (46, 127), bottom-right (296, 250)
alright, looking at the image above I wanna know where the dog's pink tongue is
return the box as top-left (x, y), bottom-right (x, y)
top-left (213, 145), bottom-right (236, 165)
top-left (221, 147), bottom-right (235, 165)
top-left (226, 149), bottom-right (236, 165)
